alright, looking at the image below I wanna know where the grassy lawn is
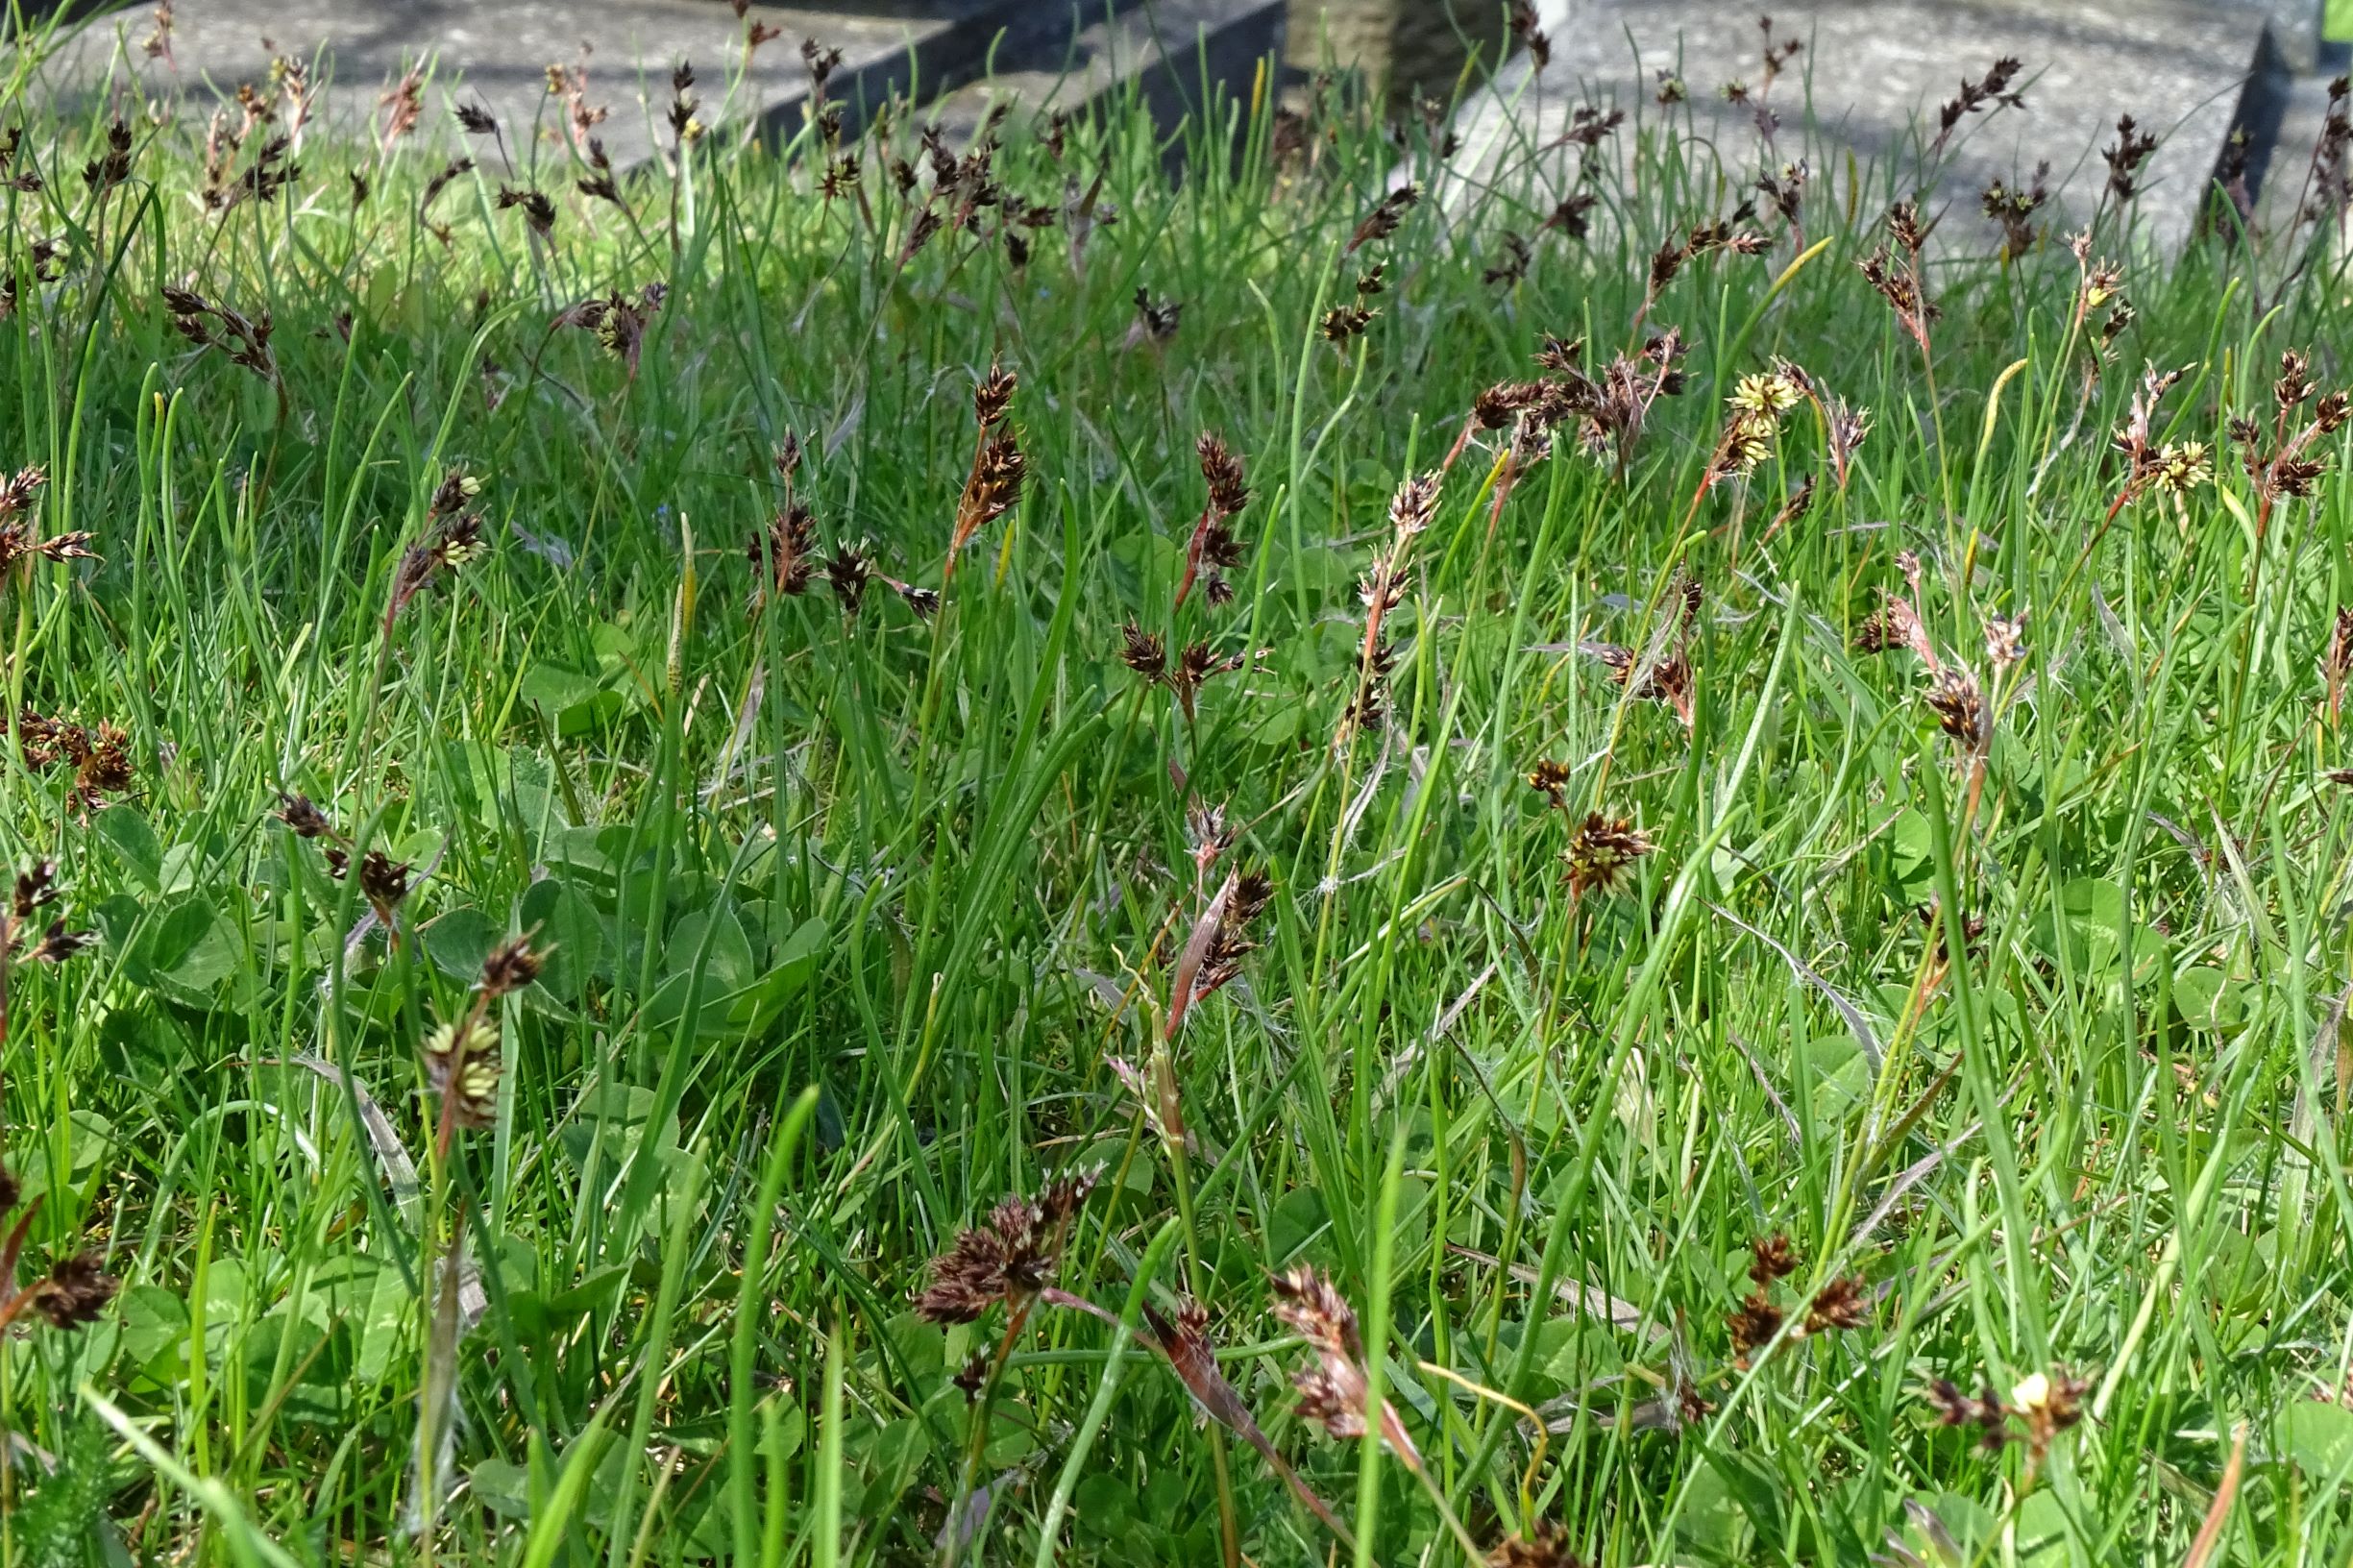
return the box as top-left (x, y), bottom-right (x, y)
top-left (1, 12), bottom-right (2352, 1564)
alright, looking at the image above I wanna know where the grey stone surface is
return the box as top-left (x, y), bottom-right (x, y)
top-left (923, 0), bottom-right (1287, 147)
top-left (1283, 0), bottom-right (1508, 105)
top-left (1446, 0), bottom-right (2275, 252)
top-left (36, 0), bottom-right (1079, 167)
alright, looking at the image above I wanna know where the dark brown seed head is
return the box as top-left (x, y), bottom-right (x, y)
top-left (1319, 303), bottom-right (1376, 343)
top-left (1561, 813), bottom-right (1655, 897)
top-left (752, 503), bottom-right (819, 596)
top-left (973, 361), bottom-right (1017, 429)
top-left (37, 1253), bottom-right (118, 1329)
top-left (825, 544), bottom-right (871, 613)
top-left (1473, 380), bottom-right (1544, 431)
top-left (1927, 1379), bottom-right (2010, 1450)
top-left (916, 1225), bottom-right (1010, 1324)
top-left (1197, 520), bottom-right (1246, 571)
top-left (75, 723), bottom-right (134, 802)
top-left (2279, 351), bottom-right (2316, 410)
top-left (1526, 758), bottom-right (1573, 805)
top-left (1483, 230), bottom-right (1532, 288)
top-left (956, 433), bottom-right (1025, 537)
top-left (1486, 1521), bottom-right (1584, 1568)
top-left (1197, 433), bottom-right (1249, 518)
top-left (1038, 1165), bottom-right (1102, 1225)
top-left (12, 860), bottom-right (56, 921)
top-left (1535, 334), bottom-right (1583, 372)
top-left (1726, 1291), bottom-right (1783, 1363)
top-left (26, 920), bottom-right (95, 964)
top-left (429, 470), bottom-right (478, 518)
top-left (1270, 1266), bottom-right (1365, 1370)
top-left (357, 850), bottom-right (410, 917)
top-left (1925, 667), bottom-right (1985, 749)
top-left (479, 934), bottom-right (545, 996)
top-left (1648, 238), bottom-right (1685, 293)
top-left (1345, 184), bottom-right (1420, 255)
top-left (1802, 1274), bottom-right (1871, 1334)
top-left (1749, 1232), bottom-right (1800, 1286)
top-left (915, 1181), bottom-right (1090, 1323)
top-left (1119, 622), bottom-right (1165, 681)
top-left (1389, 472), bottom-right (1442, 535)
top-left (429, 513), bottom-right (487, 571)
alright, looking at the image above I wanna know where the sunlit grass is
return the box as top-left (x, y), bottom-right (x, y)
top-left (1, 10), bottom-right (2352, 1564)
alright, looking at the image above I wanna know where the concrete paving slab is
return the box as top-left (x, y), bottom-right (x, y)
top-left (1446, 0), bottom-right (2274, 253)
top-left (922, 0), bottom-right (1285, 147)
top-left (33, 0), bottom-right (1064, 168)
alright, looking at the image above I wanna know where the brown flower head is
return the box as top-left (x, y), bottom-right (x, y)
top-left (1197, 433), bottom-right (1249, 519)
top-left (1727, 1290), bottom-right (1783, 1364)
top-left (497, 185), bottom-right (556, 237)
top-left (751, 503), bottom-right (818, 597)
top-left (1927, 1379), bottom-right (2010, 1451)
top-left (23, 921), bottom-right (94, 965)
top-left (916, 1173), bottom-right (1099, 1323)
top-left (1983, 610), bottom-right (2029, 674)
top-left (1320, 303), bottom-right (1376, 343)
top-left (1562, 813), bottom-right (1654, 897)
top-left (37, 1253), bottom-right (118, 1329)
top-left (71, 722), bottom-right (134, 810)
top-left (973, 361), bottom-right (1017, 429)
top-left (1119, 622), bottom-right (1166, 682)
top-left (1802, 1274), bottom-right (1871, 1335)
top-left (357, 850), bottom-right (411, 925)
top-left (1269, 1267), bottom-right (1377, 1440)
top-left (949, 432), bottom-right (1025, 567)
top-left (1931, 56), bottom-right (2024, 154)
top-left (478, 934), bottom-right (545, 997)
top-left (1389, 472), bottom-right (1443, 535)
top-left (1345, 184), bottom-right (1420, 255)
top-left (1526, 758), bottom-right (1572, 808)
top-left (824, 543), bottom-right (872, 613)
top-left (1925, 666), bottom-right (1985, 750)
top-left (1488, 1521), bottom-right (1583, 1568)
top-left (2102, 114), bottom-right (2159, 204)
top-left (10, 861), bottom-right (55, 924)
top-left (1748, 1232), bottom-right (1800, 1286)
top-left (1167, 641), bottom-right (1243, 722)
top-left (2009, 1368), bottom-right (2090, 1459)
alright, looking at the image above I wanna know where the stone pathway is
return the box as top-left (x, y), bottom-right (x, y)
top-left (36, 0), bottom-right (1156, 167)
top-left (1445, 0), bottom-right (2288, 252)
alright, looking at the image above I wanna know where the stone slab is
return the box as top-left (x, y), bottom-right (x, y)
top-left (923, 0), bottom-right (1287, 148)
top-left (34, 0), bottom-right (1066, 168)
top-left (1446, 0), bottom-right (2275, 253)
